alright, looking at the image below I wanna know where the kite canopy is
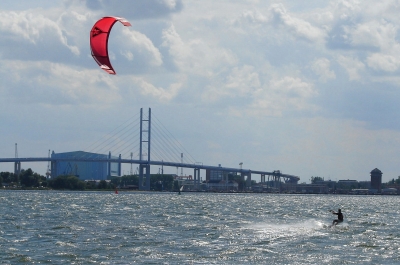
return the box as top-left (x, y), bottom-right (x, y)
top-left (90, 16), bottom-right (131, 75)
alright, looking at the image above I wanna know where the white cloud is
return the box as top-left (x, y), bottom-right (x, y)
top-left (161, 24), bottom-right (191, 69)
top-left (161, 24), bottom-right (237, 75)
top-left (0, 10), bottom-right (80, 56)
top-left (80, 0), bottom-right (183, 20)
top-left (0, 60), bottom-right (120, 106)
top-left (330, 0), bottom-right (362, 21)
top-left (236, 4), bottom-right (326, 44)
top-left (132, 76), bottom-right (182, 101)
top-left (239, 10), bottom-right (268, 25)
top-left (367, 53), bottom-right (400, 72)
top-left (225, 65), bottom-right (261, 95)
top-left (201, 65), bottom-right (260, 103)
top-left (253, 76), bottom-right (317, 115)
top-left (120, 29), bottom-right (163, 67)
top-left (337, 55), bottom-right (365, 80)
top-left (349, 20), bottom-right (397, 50)
top-left (268, 3), bottom-right (326, 43)
top-left (311, 58), bottom-right (336, 82)
top-left (221, 74), bottom-right (317, 117)
top-left (163, 0), bottom-right (181, 10)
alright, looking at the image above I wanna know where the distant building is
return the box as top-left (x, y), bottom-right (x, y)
top-left (337, 179), bottom-right (358, 189)
top-left (206, 180), bottom-right (239, 192)
top-left (370, 168), bottom-right (382, 193)
top-left (350, 189), bottom-right (369, 195)
top-left (175, 175), bottom-right (195, 191)
top-left (315, 180), bottom-right (337, 190)
top-left (382, 188), bottom-right (397, 195)
top-left (383, 185), bottom-right (400, 194)
top-left (293, 184), bottom-right (328, 194)
top-left (206, 169), bottom-right (228, 182)
top-left (358, 181), bottom-right (371, 189)
top-left (51, 151), bottom-right (120, 180)
top-left (204, 169), bottom-right (241, 191)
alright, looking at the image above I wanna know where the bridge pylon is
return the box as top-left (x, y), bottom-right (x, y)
top-left (139, 108), bottom-right (151, 191)
top-left (139, 164), bottom-right (150, 190)
top-left (193, 168), bottom-right (200, 190)
top-left (14, 161), bottom-right (21, 177)
top-left (241, 171), bottom-right (252, 190)
top-left (14, 143), bottom-right (21, 177)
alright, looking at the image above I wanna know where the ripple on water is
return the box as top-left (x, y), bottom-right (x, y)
top-left (2, 191), bottom-right (400, 264)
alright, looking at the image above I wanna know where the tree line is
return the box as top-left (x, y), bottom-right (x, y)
top-left (2, 169), bottom-right (253, 191)
top-left (1, 169), bottom-right (47, 188)
top-left (0, 169), bottom-right (178, 191)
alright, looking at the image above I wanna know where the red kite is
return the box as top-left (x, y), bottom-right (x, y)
top-left (90, 17), bottom-right (131, 74)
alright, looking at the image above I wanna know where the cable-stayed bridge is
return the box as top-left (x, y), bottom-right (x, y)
top-left (0, 108), bottom-right (300, 190)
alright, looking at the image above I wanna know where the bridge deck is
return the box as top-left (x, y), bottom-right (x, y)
top-left (0, 157), bottom-right (300, 181)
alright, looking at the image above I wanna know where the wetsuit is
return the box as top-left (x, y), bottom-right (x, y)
top-left (333, 211), bottom-right (343, 225)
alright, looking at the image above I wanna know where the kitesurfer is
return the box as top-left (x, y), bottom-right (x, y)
top-left (330, 209), bottom-right (343, 226)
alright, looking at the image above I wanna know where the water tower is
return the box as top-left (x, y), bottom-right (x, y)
top-left (370, 168), bottom-right (382, 193)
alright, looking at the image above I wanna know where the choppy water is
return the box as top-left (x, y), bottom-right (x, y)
top-left (1, 191), bottom-right (400, 264)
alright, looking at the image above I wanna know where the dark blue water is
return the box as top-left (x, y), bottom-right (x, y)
top-left (1, 191), bottom-right (400, 264)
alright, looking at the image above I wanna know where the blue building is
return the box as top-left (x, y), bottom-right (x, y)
top-left (51, 151), bottom-right (120, 180)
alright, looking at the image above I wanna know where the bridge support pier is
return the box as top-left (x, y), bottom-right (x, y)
top-left (51, 160), bottom-right (57, 178)
top-left (246, 172), bottom-right (252, 190)
top-left (194, 168), bottom-right (200, 190)
top-left (261, 174), bottom-right (265, 183)
top-left (139, 164), bottom-right (150, 191)
top-left (14, 161), bottom-right (21, 176)
top-left (241, 172), bottom-right (252, 191)
top-left (118, 154), bottom-right (122, 177)
top-left (108, 152), bottom-right (111, 177)
top-left (272, 175), bottom-right (281, 190)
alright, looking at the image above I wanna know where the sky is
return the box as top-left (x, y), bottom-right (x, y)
top-left (1, 0), bottom-right (400, 183)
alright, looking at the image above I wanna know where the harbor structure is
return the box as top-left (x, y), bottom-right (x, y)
top-left (370, 168), bottom-right (382, 193)
top-left (205, 169), bottom-right (239, 191)
top-left (51, 151), bottom-right (120, 180)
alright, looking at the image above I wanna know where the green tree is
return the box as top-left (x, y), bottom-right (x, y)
top-left (98, 180), bottom-right (108, 189)
top-left (19, 168), bottom-right (46, 187)
top-left (384, 176), bottom-right (400, 186)
top-left (1, 172), bottom-right (18, 184)
top-left (109, 174), bottom-right (176, 191)
top-left (150, 174), bottom-right (174, 191)
top-left (311, 176), bottom-right (324, 184)
top-left (228, 174), bottom-right (246, 191)
top-left (110, 175), bottom-right (139, 187)
top-left (85, 181), bottom-right (96, 189)
top-left (396, 176), bottom-right (400, 185)
top-left (41, 180), bottom-right (48, 187)
top-left (48, 175), bottom-right (85, 190)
